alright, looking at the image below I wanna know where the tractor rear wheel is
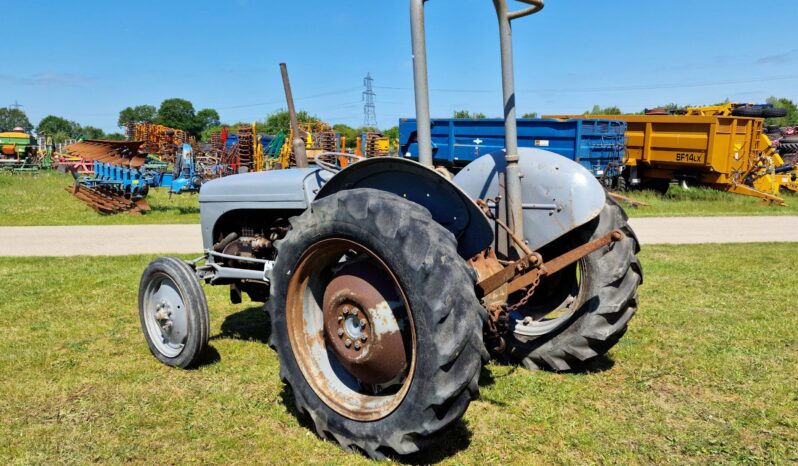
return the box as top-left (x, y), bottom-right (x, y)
top-left (268, 188), bottom-right (486, 459)
top-left (507, 197), bottom-right (643, 371)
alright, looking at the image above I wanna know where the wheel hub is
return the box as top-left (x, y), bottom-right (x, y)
top-left (155, 301), bottom-right (174, 333)
top-left (322, 261), bottom-right (408, 385)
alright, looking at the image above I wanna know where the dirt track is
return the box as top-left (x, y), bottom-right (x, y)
top-left (0, 217), bottom-right (797, 257)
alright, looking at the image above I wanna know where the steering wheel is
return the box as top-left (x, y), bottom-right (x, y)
top-left (314, 152), bottom-right (365, 173)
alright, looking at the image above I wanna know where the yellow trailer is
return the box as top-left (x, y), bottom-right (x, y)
top-left (545, 114), bottom-right (784, 204)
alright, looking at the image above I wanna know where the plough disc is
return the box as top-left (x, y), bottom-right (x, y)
top-left (66, 184), bottom-right (150, 215)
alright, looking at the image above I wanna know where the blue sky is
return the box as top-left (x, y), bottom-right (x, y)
top-left (4, 0), bottom-right (798, 133)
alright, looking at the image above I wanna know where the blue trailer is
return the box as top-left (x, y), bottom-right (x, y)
top-left (399, 118), bottom-right (627, 183)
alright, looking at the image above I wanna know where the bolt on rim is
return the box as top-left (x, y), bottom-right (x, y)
top-left (285, 238), bottom-right (416, 421)
top-left (142, 274), bottom-right (189, 358)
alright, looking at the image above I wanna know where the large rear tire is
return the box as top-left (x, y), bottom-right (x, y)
top-left (268, 188), bottom-right (486, 459)
top-left (507, 197), bottom-right (643, 371)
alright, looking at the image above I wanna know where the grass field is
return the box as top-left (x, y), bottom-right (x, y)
top-left (623, 185), bottom-right (798, 217)
top-left (1, 172), bottom-right (797, 226)
top-left (1, 244), bottom-right (796, 464)
top-left (0, 172), bottom-right (199, 226)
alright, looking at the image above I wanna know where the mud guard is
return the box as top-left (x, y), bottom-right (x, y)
top-left (453, 148), bottom-right (606, 251)
top-left (316, 158), bottom-right (494, 258)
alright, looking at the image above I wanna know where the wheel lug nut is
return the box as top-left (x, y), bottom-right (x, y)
top-left (352, 309), bottom-right (359, 316)
top-left (354, 342), bottom-right (361, 350)
top-left (360, 320), bottom-right (367, 327)
top-left (337, 315), bottom-right (343, 322)
top-left (337, 328), bottom-right (344, 337)
top-left (360, 335), bottom-right (367, 342)
top-left (345, 339), bottom-right (352, 348)
top-left (343, 307), bottom-right (350, 315)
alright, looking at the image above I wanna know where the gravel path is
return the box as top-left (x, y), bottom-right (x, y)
top-left (1, 217), bottom-right (797, 257)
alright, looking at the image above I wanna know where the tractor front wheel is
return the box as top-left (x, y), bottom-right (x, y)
top-left (268, 188), bottom-right (486, 459)
top-left (138, 257), bottom-right (210, 368)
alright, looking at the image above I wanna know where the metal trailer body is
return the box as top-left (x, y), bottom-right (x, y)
top-left (547, 113), bottom-right (783, 203)
top-left (398, 117), bottom-right (627, 176)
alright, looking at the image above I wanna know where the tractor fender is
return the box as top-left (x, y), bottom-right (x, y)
top-left (316, 157), bottom-right (494, 258)
top-left (453, 148), bottom-right (606, 251)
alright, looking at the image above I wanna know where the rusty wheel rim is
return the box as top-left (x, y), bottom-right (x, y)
top-left (285, 238), bottom-right (416, 421)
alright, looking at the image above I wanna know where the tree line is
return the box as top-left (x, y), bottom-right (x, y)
top-left (4, 95), bottom-right (795, 145)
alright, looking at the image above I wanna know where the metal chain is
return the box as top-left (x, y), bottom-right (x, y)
top-left (507, 274), bottom-right (540, 312)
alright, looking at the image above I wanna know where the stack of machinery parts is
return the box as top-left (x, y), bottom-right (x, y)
top-left (363, 131), bottom-right (390, 157)
top-left (237, 125), bottom-right (254, 171)
top-left (317, 131), bottom-right (337, 152)
top-left (64, 140), bottom-right (151, 214)
top-left (774, 126), bottom-right (798, 192)
top-left (127, 123), bottom-right (188, 162)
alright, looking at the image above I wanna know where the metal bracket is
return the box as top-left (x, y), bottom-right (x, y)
top-left (477, 229), bottom-right (624, 303)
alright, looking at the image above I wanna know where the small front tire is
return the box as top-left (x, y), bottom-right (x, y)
top-left (138, 257), bottom-right (210, 368)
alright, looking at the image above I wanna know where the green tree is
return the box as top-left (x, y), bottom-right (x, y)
top-left (117, 104), bottom-right (157, 128)
top-left (156, 98), bottom-right (199, 134)
top-left (195, 108), bottom-right (221, 134)
top-left (521, 112), bottom-right (538, 119)
top-left (81, 126), bottom-right (105, 140)
top-left (586, 105), bottom-right (622, 115)
top-left (104, 133), bottom-right (126, 141)
top-left (765, 96), bottom-right (798, 126)
top-left (383, 126), bottom-right (399, 140)
top-left (262, 109), bottom-right (321, 135)
top-left (37, 115), bottom-right (81, 143)
top-left (0, 108), bottom-right (33, 132)
top-left (453, 110), bottom-right (487, 119)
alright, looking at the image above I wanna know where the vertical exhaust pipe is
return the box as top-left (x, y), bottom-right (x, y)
top-left (493, 0), bottom-right (544, 249)
top-left (410, 0), bottom-right (433, 168)
top-left (280, 63), bottom-right (309, 168)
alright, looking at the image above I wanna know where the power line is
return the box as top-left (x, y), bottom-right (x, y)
top-left (375, 73), bottom-right (798, 95)
top-left (9, 100), bottom-right (23, 110)
top-left (215, 86), bottom-right (361, 110)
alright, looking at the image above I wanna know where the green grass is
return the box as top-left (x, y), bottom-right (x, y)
top-left (1, 171), bottom-right (798, 226)
top-left (624, 185), bottom-right (798, 217)
top-left (1, 244), bottom-right (796, 464)
top-left (0, 171), bottom-right (199, 226)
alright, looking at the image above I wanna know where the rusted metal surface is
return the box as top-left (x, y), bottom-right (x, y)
top-left (322, 261), bottom-right (407, 385)
top-left (285, 238), bottom-right (416, 421)
top-left (476, 229), bottom-right (623, 303)
top-left (477, 251), bottom-right (541, 298)
top-left (608, 192), bottom-right (651, 208)
top-left (66, 184), bottom-right (150, 215)
top-left (63, 140), bottom-right (146, 168)
top-left (484, 304), bottom-right (510, 355)
top-left (127, 123), bottom-right (189, 161)
top-left (237, 126), bottom-right (254, 170)
top-left (280, 63), bottom-right (309, 168)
